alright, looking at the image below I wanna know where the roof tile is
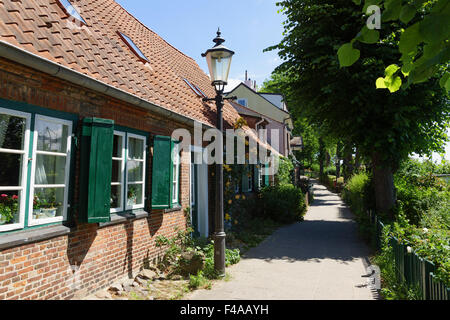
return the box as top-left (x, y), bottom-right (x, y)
top-left (0, 0), bottom-right (241, 128)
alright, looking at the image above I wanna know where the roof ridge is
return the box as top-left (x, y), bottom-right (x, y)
top-left (230, 82), bottom-right (290, 114)
top-left (112, 0), bottom-right (197, 64)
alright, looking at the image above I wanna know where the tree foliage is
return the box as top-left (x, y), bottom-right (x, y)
top-left (266, 0), bottom-right (449, 214)
top-left (267, 0), bottom-right (449, 167)
top-left (338, 0), bottom-right (450, 93)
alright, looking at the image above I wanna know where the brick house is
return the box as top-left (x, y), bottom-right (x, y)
top-left (0, 0), bottom-right (249, 300)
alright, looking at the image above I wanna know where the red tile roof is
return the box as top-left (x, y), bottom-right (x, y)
top-left (0, 0), bottom-right (240, 128)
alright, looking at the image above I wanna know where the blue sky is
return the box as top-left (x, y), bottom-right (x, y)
top-left (115, 0), bottom-right (285, 91)
top-left (114, 0), bottom-right (449, 161)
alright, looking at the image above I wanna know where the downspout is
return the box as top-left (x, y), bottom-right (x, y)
top-left (0, 40), bottom-right (213, 129)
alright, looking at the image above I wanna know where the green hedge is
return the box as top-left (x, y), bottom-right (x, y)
top-left (341, 170), bottom-right (450, 294)
top-left (342, 172), bottom-right (371, 215)
top-left (320, 174), bottom-right (345, 193)
top-left (260, 184), bottom-right (306, 224)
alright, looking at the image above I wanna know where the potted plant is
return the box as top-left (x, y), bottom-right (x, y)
top-left (38, 191), bottom-right (61, 218)
top-left (0, 194), bottom-right (18, 225)
top-left (127, 186), bottom-right (137, 206)
top-left (33, 195), bottom-right (42, 218)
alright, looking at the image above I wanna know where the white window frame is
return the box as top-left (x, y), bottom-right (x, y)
top-left (172, 143), bottom-right (180, 204)
top-left (0, 108), bottom-right (31, 232)
top-left (125, 133), bottom-right (146, 211)
top-left (28, 115), bottom-right (72, 226)
top-left (110, 131), bottom-right (126, 213)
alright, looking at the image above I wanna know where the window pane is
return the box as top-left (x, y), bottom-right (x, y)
top-left (0, 153), bottom-right (23, 186)
top-left (35, 154), bottom-right (67, 185)
top-left (110, 185), bottom-right (122, 209)
top-left (112, 160), bottom-right (122, 183)
top-left (36, 119), bottom-right (69, 153)
top-left (127, 160), bottom-right (143, 182)
top-left (127, 184), bottom-right (143, 206)
top-left (0, 191), bottom-right (21, 225)
top-left (0, 114), bottom-right (25, 150)
top-left (33, 187), bottom-right (64, 219)
top-left (113, 135), bottom-right (123, 158)
top-left (128, 137), bottom-right (144, 160)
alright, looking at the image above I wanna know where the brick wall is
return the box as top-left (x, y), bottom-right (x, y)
top-left (0, 58), bottom-right (192, 299)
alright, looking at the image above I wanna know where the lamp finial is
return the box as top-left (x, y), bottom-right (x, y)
top-left (213, 28), bottom-right (225, 47)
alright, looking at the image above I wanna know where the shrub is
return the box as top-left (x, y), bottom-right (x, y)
top-left (320, 174), bottom-right (344, 193)
top-left (310, 163), bottom-right (320, 173)
top-left (342, 172), bottom-right (370, 215)
top-left (420, 197), bottom-right (450, 231)
top-left (188, 271), bottom-right (211, 290)
top-left (323, 166), bottom-right (337, 176)
top-left (275, 157), bottom-right (294, 186)
top-left (260, 184), bottom-right (306, 223)
top-left (202, 241), bottom-right (240, 279)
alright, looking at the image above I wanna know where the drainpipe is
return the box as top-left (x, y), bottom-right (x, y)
top-left (0, 40), bottom-right (214, 129)
top-left (255, 117), bottom-right (266, 138)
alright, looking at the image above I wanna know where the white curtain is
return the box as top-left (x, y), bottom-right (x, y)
top-left (0, 114), bottom-right (10, 148)
top-left (35, 156), bottom-right (48, 185)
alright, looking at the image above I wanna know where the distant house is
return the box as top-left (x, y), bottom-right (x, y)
top-left (226, 81), bottom-right (294, 158)
top-left (0, 0), bottom-right (260, 300)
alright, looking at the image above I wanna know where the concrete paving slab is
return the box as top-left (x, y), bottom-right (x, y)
top-left (185, 181), bottom-right (378, 300)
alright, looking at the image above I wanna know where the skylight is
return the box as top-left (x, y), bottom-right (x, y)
top-left (57, 0), bottom-right (87, 25)
top-left (118, 32), bottom-right (150, 63)
top-left (183, 79), bottom-right (202, 97)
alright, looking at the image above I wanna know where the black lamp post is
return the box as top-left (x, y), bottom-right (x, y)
top-left (202, 29), bottom-right (235, 276)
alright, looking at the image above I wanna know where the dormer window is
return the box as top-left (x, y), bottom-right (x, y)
top-left (183, 79), bottom-right (202, 97)
top-left (57, 0), bottom-right (87, 25)
top-left (117, 32), bottom-right (150, 63)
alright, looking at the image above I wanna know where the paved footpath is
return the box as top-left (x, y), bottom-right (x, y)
top-left (185, 181), bottom-right (378, 300)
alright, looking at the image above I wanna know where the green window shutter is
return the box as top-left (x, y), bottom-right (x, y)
top-left (79, 118), bottom-right (114, 223)
top-left (264, 164), bottom-right (270, 186)
top-left (151, 135), bottom-right (172, 209)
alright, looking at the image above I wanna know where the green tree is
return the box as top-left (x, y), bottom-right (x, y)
top-left (338, 0), bottom-right (450, 92)
top-left (266, 0), bottom-right (449, 216)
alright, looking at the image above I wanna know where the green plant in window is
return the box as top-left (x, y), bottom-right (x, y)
top-left (36, 190), bottom-right (61, 219)
top-left (127, 186), bottom-right (138, 205)
top-left (0, 194), bottom-right (19, 224)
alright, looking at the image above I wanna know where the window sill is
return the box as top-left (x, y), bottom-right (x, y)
top-left (164, 205), bottom-right (182, 213)
top-left (98, 210), bottom-right (149, 229)
top-left (0, 224), bottom-right (73, 251)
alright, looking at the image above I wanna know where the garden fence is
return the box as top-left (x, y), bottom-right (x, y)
top-left (366, 210), bottom-right (449, 300)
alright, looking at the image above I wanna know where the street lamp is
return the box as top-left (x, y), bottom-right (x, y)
top-left (202, 28), bottom-right (235, 276)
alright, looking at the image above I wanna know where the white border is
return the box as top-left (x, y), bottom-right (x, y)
top-left (110, 131), bottom-right (126, 213)
top-left (0, 107), bottom-right (31, 232)
top-left (28, 115), bottom-right (72, 226)
top-left (125, 133), bottom-right (146, 211)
